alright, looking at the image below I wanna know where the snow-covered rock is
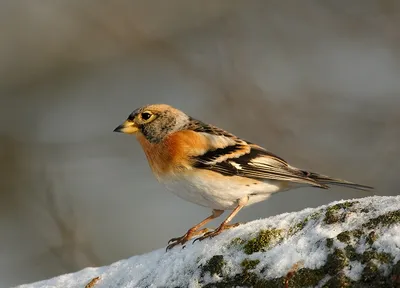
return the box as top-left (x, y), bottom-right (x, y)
top-left (18, 196), bottom-right (400, 288)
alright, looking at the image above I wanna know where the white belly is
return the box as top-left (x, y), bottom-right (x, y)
top-left (161, 173), bottom-right (283, 210)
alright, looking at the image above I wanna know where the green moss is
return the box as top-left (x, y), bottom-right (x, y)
top-left (326, 238), bottom-right (334, 248)
top-left (322, 273), bottom-right (353, 287)
top-left (200, 200), bottom-right (400, 287)
top-left (228, 237), bottom-right (245, 248)
top-left (286, 267), bottom-right (325, 287)
top-left (391, 260), bottom-right (400, 286)
top-left (325, 248), bottom-right (349, 275)
top-left (202, 272), bottom-right (282, 288)
top-left (243, 229), bottom-right (283, 255)
top-left (241, 259), bottom-right (260, 271)
top-left (363, 209), bottom-right (400, 229)
top-left (324, 201), bottom-right (358, 225)
top-left (342, 245), bottom-right (394, 266)
top-left (362, 250), bottom-right (393, 264)
top-left (344, 245), bottom-right (360, 261)
top-left (366, 231), bottom-right (379, 245)
top-left (361, 261), bottom-right (379, 282)
top-left (361, 207), bottom-right (370, 213)
top-left (351, 229), bottom-right (363, 240)
top-left (201, 248), bottom-right (398, 287)
top-left (289, 211), bottom-right (321, 235)
top-left (203, 267), bottom-right (326, 288)
top-left (336, 231), bottom-right (351, 243)
top-left (201, 255), bottom-right (226, 277)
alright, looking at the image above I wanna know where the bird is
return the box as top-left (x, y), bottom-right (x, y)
top-left (113, 104), bottom-right (372, 250)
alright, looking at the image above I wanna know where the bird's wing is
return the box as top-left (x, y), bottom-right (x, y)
top-left (188, 120), bottom-right (326, 188)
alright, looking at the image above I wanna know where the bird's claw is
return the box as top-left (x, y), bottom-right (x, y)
top-left (192, 223), bottom-right (241, 243)
top-left (193, 229), bottom-right (222, 243)
top-left (168, 236), bottom-right (182, 244)
top-left (166, 234), bottom-right (190, 251)
top-left (166, 228), bottom-right (210, 251)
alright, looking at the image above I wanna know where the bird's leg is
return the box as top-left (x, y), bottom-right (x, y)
top-left (194, 196), bottom-right (248, 242)
top-left (166, 209), bottom-right (224, 250)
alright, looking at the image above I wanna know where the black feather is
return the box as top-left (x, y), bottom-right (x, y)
top-left (196, 144), bottom-right (245, 163)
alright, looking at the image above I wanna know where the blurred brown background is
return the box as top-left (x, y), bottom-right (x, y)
top-left (1, 1), bottom-right (399, 286)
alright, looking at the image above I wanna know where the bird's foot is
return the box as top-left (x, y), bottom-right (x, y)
top-left (225, 222), bottom-right (241, 229)
top-left (166, 228), bottom-right (209, 251)
top-left (193, 222), bottom-right (241, 243)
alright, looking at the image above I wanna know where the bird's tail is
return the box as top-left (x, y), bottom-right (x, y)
top-left (304, 171), bottom-right (373, 191)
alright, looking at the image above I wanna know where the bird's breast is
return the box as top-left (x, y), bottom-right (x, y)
top-left (135, 131), bottom-right (208, 179)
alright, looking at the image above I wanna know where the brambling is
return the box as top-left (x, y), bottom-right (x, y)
top-left (114, 104), bottom-right (372, 250)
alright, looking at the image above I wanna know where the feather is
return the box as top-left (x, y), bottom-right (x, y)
top-left (189, 122), bottom-right (326, 188)
top-left (302, 171), bottom-right (373, 191)
top-left (188, 121), bottom-right (372, 191)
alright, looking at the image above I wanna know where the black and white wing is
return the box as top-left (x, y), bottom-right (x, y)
top-left (189, 120), bottom-right (372, 191)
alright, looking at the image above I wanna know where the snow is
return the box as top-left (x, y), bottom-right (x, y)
top-left (17, 195), bottom-right (400, 288)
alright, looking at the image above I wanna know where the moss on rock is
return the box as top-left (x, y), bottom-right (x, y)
top-left (362, 249), bottom-right (393, 264)
top-left (363, 209), bottom-right (400, 229)
top-left (201, 255), bottom-right (226, 277)
top-left (351, 229), bottom-right (363, 240)
top-left (344, 245), bottom-right (360, 262)
top-left (199, 199), bottom-right (400, 288)
top-left (289, 211), bottom-right (321, 235)
top-left (326, 238), bottom-right (334, 248)
top-left (285, 267), bottom-right (325, 287)
top-left (227, 237), bottom-right (245, 249)
top-left (324, 201), bottom-right (358, 224)
top-left (361, 261), bottom-right (379, 283)
top-left (336, 231), bottom-right (351, 243)
top-left (325, 248), bottom-right (349, 275)
top-left (391, 260), bottom-right (400, 286)
top-left (322, 273), bottom-right (353, 287)
top-left (366, 231), bottom-right (379, 245)
top-left (243, 229), bottom-right (283, 255)
top-left (241, 259), bottom-right (260, 271)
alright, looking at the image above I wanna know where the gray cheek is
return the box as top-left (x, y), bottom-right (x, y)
top-left (141, 124), bottom-right (167, 143)
top-left (141, 127), bottom-right (161, 143)
top-left (141, 115), bottom-right (178, 143)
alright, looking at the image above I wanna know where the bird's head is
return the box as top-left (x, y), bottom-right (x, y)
top-left (113, 104), bottom-right (190, 143)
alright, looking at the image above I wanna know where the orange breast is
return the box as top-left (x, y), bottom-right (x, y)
top-left (136, 130), bottom-right (208, 179)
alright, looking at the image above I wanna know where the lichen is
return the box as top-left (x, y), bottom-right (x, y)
top-left (243, 229), bottom-right (283, 255)
top-left (324, 201), bottom-right (359, 225)
top-left (363, 209), bottom-right (400, 229)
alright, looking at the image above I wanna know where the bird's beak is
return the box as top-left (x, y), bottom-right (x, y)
top-left (113, 120), bottom-right (139, 134)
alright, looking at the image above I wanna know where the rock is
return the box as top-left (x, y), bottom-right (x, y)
top-left (18, 196), bottom-right (400, 288)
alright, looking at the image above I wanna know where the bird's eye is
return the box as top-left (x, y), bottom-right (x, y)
top-left (141, 111), bottom-right (152, 121)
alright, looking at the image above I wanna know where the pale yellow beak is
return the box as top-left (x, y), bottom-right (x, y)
top-left (113, 120), bottom-right (139, 134)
